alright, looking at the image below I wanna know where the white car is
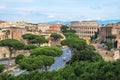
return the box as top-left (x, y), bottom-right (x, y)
top-left (62, 57), bottom-right (67, 61)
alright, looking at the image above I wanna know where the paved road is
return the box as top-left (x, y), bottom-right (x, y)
top-left (0, 59), bottom-right (15, 65)
top-left (49, 48), bottom-right (71, 70)
top-left (12, 47), bottom-right (72, 76)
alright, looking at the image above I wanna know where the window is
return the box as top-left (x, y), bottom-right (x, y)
top-left (119, 31), bottom-right (120, 35)
top-left (3, 54), bottom-right (6, 58)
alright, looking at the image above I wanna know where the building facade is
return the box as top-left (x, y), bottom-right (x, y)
top-left (9, 26), bottom-right (27, 41)
top-left (71, 21), bottom-right (99, 38)
top-left (38, 23), bottom-right (50, 32)
top-left (100, 22), bottom-right (120, 48)
top-left (100, 26), bottom-right (113, 42)
top-left (0, 20), bottom-right (6, 29)
top-left (45, 24), bottom-right (62, 34)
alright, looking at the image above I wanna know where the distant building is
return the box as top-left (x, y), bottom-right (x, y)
top-left (0, 47), bottom-right (10, 59)
top-left (100, 22), bottom-right (120, 48)
top-left (8, 25), bottom-right (27, 41)
top-left (0, 47), bottom-right (25, 60)
top-left (113, 50), bottom-right (120, 60)
top-left (45, 24), bottom-right (62, 34)
top-left (0, 21), bottom-right (9, 29)
top-left (38, 23), bottom-right (50, 32)
top-left (0, 29), bottom-right (10, 40)
top-left (71, 21), bottom-right (99, 38)
top-left (26, 23), bottom-right (38, 32)
top-left (100, 25), bottom-right (113, 42)
top-left (0, 20), bottom-right (5, 24)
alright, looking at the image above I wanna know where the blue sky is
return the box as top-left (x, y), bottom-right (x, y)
top-left (0, 0), bottom-right (120, 23)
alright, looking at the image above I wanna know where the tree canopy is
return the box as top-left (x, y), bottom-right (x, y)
top-left (18, 55), bottom-right (54, 71)
top-left (0, 65), bottom-right (5, 73)
top-left (2, 60), bottom-right (120, 80)
top-left (18, 56), bottom-right (44, 71)
top-left (30, 36), bottom-right (48, 46)
top-left (50, 33), bottom-right (63, 41)
top-left (106, 41), bottom-right (114, 50)
top-left (0, 39), bottom-right (25, 50)
top-left (22, 34), bottom-right (38, 41)
top-left (106, 34), bottom-right (116, 40)
top-left (61, 25), bottom-right (76, 33)
top-left (22, 34), bottom-right (47, 46)
top-left (63, 32), bottom-right (79, 38)
top-left (61, 37), bottom-right (87, 51)
top-left (24, 44), bottom-right (37, 50)
top-left (15, 54), bottom-right (25, 64)
top-left (71, 49), bottom-right (103, 63)
top-left (30, 46), bottom-right (62, 57)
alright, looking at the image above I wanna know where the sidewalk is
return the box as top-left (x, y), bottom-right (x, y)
top-left (3, 66), bottom-right (17, 73)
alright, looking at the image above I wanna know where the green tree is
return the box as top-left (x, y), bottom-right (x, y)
top-left (87, 45), bottom-right (96, 51)
top-left (61, 25), bottom-right (69, 33)
top-left (30, 46), bottom-right (62, 57)
top-left (61, 37), bottom-right (87, 51)
top-left (37, 55), bottom-right (54, 70)
top-left (90, 36), bottom-right (94, 42)
top-left (22, 34), bottom-right (48, 46)
top-left (0, 39), bottom-right (25, 69)
top-left (94, 29), bottom-right (99, 39)
top-left (0, 65), bottom-right (5, 73)
top-left (106, 41), bottom-right (114, 50)
top-left (2, 60), bottom-right (120, 80)
top-left (18, 56), bottom-right (44, 71)
top-left (30, 36), bottom-right (48, 46)
top-left (15, 74), bottom-right (29, 80)
top-left (61, 25), bottom-right (76, 33)
top-left (0, 73), bottom-right (15, 80)
top-left (63, 32), bottom-right (79, 38)
top-left (15, 54), bottom-right (25, 64)
top-left (67, 29), bottom-right (76, 33)
top-left (18, 55), bottom-right (54, 71)
top-left (24, 44), bottom-right (37, 50)
top-left (106, 34), bottom-right (116, 48)
top-left (22, 34), bottom-right (38, 44)
top-left (106, 34), bottom-right (116, 41)
top-left (24, 44), bottom-right (37, 55)
top-left (114, 40), bottom-right (118, 48)
top-left (50, 33), bottom-right (63, 46)
top-left (71, 49), bottom-right (103, 63)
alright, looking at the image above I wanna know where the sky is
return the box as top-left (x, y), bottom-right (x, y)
top-left (0, 0), bottom-right (120, 23)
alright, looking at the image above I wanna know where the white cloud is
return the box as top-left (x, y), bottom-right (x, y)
top-left (0, 0), bottom-right (120, 22)
top-left (3, 0), bottom-right (34, 3)
top-left (13, 7), bottom-right (37, 11)
top-left (3, 5), bottom-right (120, 22)
top-left (0, 5), bottom-right (6, 9)
top-left (48, 15), bottom-right (55, 18)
